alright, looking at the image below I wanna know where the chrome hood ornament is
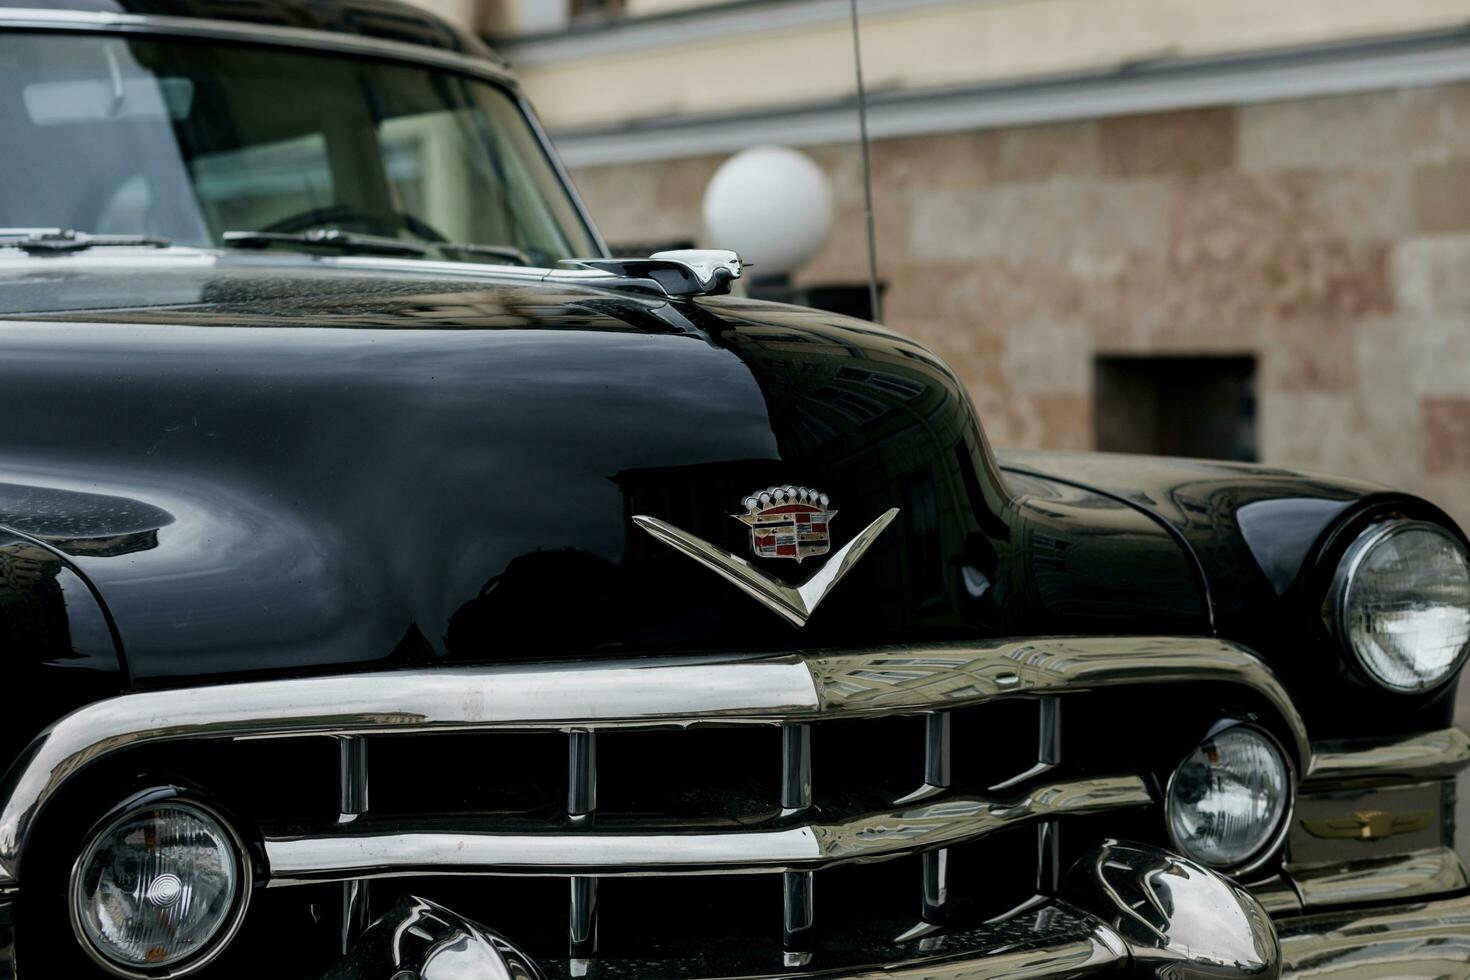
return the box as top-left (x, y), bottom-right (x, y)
top-left (633, 489), bottom-right (897, 628)
top-left (563, 248), bottom-right (746, 298)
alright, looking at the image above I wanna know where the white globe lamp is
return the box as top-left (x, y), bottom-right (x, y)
top-left (703, 146), bottom-right (834, 280)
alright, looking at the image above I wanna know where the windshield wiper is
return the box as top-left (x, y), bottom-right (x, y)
top-left (0, 228), bottom-right (172, 254)
top-left (431, 242), bottom-right (531, 266)
top-left (223, 229), bottom-right (429, 258)
top-left (223, 229), bottom-right (531, 266)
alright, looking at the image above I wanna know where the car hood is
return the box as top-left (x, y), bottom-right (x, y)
top-left (1, 254), bottom-right (1044, 682)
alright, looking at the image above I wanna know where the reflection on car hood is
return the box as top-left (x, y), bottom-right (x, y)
top-left (2, 254), bottom-right (1053, 683)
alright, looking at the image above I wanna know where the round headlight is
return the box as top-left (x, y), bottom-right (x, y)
top-left (1332, 520), bottom-right (1470, 693)
top-left (1166, 726), bottom-right (1292, 872)
top-left (70, 797), bottom-right (250, 977)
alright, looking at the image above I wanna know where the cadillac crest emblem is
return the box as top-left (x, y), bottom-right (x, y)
top-left (735, 486), bottom-right (834, 562)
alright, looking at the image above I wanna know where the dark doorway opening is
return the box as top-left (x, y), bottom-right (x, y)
top-left (1094, 355), bottom-right (1258, 462)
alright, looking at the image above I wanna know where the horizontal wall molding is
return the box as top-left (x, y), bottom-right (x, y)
top-left (549, 26), bottom-right (1470, 168)
top-left (495, 0), bottom-right (977, 67)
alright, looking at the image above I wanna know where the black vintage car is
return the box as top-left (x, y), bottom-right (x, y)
top-left (0, 1), bottom-right (1467, 977)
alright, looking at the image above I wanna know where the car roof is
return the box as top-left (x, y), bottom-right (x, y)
top-left (0, 0), bottom-right (505, 65)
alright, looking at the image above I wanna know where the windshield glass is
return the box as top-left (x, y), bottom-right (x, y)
top-left (0, 33), bottom-right (598, 265)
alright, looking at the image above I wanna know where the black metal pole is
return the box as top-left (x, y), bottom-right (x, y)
top-left (848, 0), bottom-right (882, 323)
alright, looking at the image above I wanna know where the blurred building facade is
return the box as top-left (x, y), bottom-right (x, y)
top-left (429, 0), bottom-right (1470, 531)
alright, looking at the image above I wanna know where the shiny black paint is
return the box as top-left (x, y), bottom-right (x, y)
top-left (0, 528), bottom-right (125, 768)
top-left (0, 253), bottom-right (1457, 743)
top-left (1002, 450), bottom-right (1466, 735)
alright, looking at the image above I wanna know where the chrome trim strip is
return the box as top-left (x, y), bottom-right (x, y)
top-left (0, 637), bottom-right (1304, 885)
top-left (261, 775), bottom-right (1151, 884)
top-left (1305, 726), bottom-right (1470, 785)
top-left (1288, 846), bottom-right (1469, 909)
top-left (0, 8), bottom-right (516, 86)
top-left (1277, 892), bottom-right (1470, 978)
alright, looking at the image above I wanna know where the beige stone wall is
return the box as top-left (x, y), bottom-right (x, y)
top-left (510, 0), bottom-right (1470, 130)
top-left (568, 81), bottom-right (1470, 531)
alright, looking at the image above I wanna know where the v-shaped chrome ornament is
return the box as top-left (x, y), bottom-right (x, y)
top-left (632, 508), bottom-right (900, 627)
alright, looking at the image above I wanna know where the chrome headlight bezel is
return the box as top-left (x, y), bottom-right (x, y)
top-left (1329, 519), bottom-right (1470, 695)
top-left (1163, 721), bottom-right (1295, 878)
top-left (68, 788), bottom-right (252, 979)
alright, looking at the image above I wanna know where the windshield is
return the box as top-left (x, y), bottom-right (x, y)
top-left (0, 32), bottom-right (599, 265)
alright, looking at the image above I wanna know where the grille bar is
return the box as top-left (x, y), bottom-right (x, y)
top-left (925, 713), bottom-right (952, 789)
top-left (782, 870), bottom-right (814, 962)
top-left (567, 731), bottom-right (598, 964)
top-left (781, 724), bottom-right (812, 812)
top-left (921, 712), bottom-right (952, 927)
top-left (781, 724), bottom-right (814, 958)
top-left (1036, 697), bottom-right (1063, 892)
top-left (336, 735), bottom-right (370, 954)
top-left (921, 848), bottom-right (948, 925)
top-left (262, 774), bottom-right (1152, 885)
top-left (570, 876), bottom-right (598, 969)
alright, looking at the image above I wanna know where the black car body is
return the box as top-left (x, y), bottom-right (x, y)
top-left (0, 1), bottom-right (1466, 978)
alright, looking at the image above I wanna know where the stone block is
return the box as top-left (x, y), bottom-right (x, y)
top-left (1422, 397), bottom-right (1470, 475)
top-left (1031, 392), bottom-right (1094, 450)
top-left (1099, 107), bottom-right (1237, 178)
top-left (905, 178), bottom-right (1169, 263)
top-left (1412, 158), bottom-right (1470, 233)
top-left (1261, 316), bottom-right (1356, 392)
top-left (869, 132), bottom-right (998, 191)
top-left (1001, 320), bottom-right (1091, 393)
top-left (1240, 90), bottom-right (1415, 172)
top-left (1241, 82), bottom-right (1470, 172)
top-left (1393, 234), bottom-right (1470, 316)
top-left (1167, 170), bottom-right (1409, 255)
top-left (990, 120), bottom-right (1101, 184)
top-left (1259, 391), bottom-right (1357, 472)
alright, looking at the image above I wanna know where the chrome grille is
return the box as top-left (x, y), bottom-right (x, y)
top-left (0, 636), bottom-right (1311, 977)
